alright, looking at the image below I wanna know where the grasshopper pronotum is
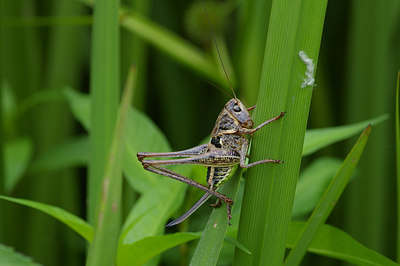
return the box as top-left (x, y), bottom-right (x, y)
top-left (137, 2), bottom-right (285, 227)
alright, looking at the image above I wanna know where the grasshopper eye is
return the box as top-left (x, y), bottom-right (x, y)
top-left (233, 106), bottom-right (241, 112)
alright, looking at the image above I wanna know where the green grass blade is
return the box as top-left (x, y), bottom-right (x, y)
top-left (292, 157), bottom-right (342, 218)
top-left (303, 114), bottom-right (388, 156)
top-left (118, 232), bottom-right (201, 266)
top-left (235, 0), bottom-right (272, 104)
top-left (0, 195), bottom-right (93, 242)
top-left (118, 231), bottom-right (251, 266)
top-left (287, 221), bottom-right (399, 266)
top-left (234, 0), bottom-right (328, 264)
top-left (0, 243), bottom-right (40, 266)
top-left (284, 125), bottom-right (371, 265)
top-left (396, 71), bottom-right (400, 262)
top-left (79, 0), bottom-right (228, 90)
top-left (190, 170), bottom-right (241, 266)
top-left (87, 0), bottom-right (120, 224)
top-left (86, 67), bottom-right (135, 266)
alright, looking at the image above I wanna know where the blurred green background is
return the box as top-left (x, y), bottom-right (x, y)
top-left (1, 0), bottom-right (399, 265)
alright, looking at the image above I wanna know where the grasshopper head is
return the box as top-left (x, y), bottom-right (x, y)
top-left (225, 98), bottom-right (254, 129)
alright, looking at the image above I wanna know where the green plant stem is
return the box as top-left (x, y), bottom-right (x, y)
top-left (86, 68), bottom-right (135, 266)
top-left (87, 0), bottom-right (119, 224)
top-left (234, 0), bottom-right (327, 264)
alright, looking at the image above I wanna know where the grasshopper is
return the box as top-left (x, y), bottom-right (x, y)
top-left (137, 101), bottom-right (285, 226)
top-left (137, 1), bottom-right (285, 227)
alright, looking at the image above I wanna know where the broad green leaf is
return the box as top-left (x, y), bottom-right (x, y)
top-left (4, 138), bottom-right (33, 192)
top-left (303, 114), bottom-right (388, 156)
top-left (285, 126), bottom-right (371, 265)
top-left (63, 87), bottom-right (90, 130)
top-left (117, 178), bottom-right (187, 265)
top-left (292, 157), bottom-right (342, 218)
top-left (287, 221), bottom-right (398, 266)
top-left (63, 87), bottom-right (170, 193)
top-left (30, 137), bottom-right (89, 172)
top-left (118, 178), bottom-right (186, 244)
top-left (117, 231), bottom-right (250, 266)
top-left (0, 243), bottom-right (40, 266)
top-left (118, 232), bottom-right (200, 266)
top-left (123, 108), bottom-right (170, 193)
top-left (0, 195), bottom-right (93, 242)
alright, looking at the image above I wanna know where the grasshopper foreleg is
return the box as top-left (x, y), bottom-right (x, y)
top-left (238, 112), bottom-right (286, 135)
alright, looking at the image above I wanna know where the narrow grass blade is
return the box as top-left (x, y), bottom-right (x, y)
top-left (284, 125), bottom-right (372, 265)
top-left (86, 67), bottom-right (135, 266)
top-left (234, 0), bottom-right (328, 264)
top-left (0, 243), bottom-right (40, 266)
top-left (396, 70), bottom-right (400, 261)
top-left (190, 169), bottom-right (241, 266)
top-left (0, 195), bottom-right (93, 242)
top-left (287, 221), bottom-right (399, 266)
top-left (87, 0), bottom-right (120, 224)
top-left (303, 114), bottom-right (388, 156)
top-left (79, 0), bottom-right (228, 90)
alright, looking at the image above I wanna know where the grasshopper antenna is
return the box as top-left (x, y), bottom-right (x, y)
top-left (200, 79), bottom-right (232, 98)
top-left (202, 0), bottom-right (237, 99)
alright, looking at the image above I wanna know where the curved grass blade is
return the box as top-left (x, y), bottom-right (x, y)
top-left (0, 195), bottom-right (93, 242)
top-left (303, 114), bottom-right (388, 156)
top-left (287, 221), bottom-right (398, 266)
top-left (284, 125), bottom-right (372, 265)
top-left (118, 232), bottom-right (200, 266)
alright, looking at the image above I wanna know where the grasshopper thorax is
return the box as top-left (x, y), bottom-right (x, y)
top-left (225, 98), bottom-right (254, 129)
